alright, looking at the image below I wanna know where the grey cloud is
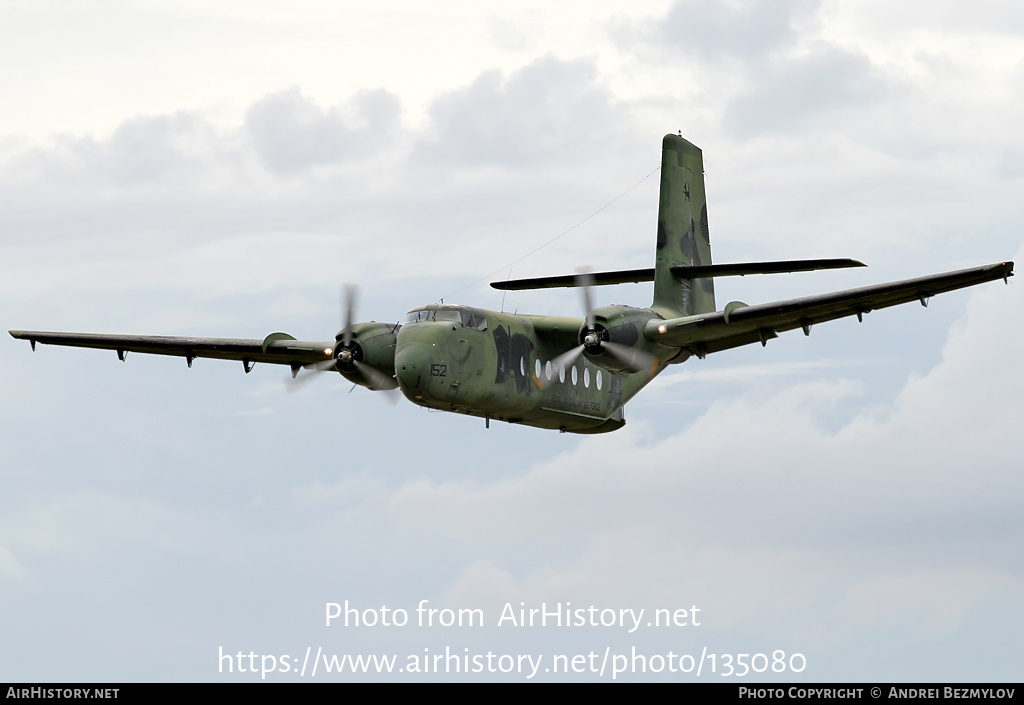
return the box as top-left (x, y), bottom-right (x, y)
top-left (414, 56), bottom-right (634, 167)
top-left (101, 113), bottom-right (218, 185)
top-left (724, 46), bottom-right (893, 138)
top-left (614, 0), bottom-right (894, 139)
top-left (623, 0), bottom-right (819, 64)
top-left (245, 87), bottom-right (400, 174)
top-left (9, 112), bottom-right (223, 190)
top-left (0, 89), bottom-right (409, 255)
top-left (10, 88), bottom-right (402, 189)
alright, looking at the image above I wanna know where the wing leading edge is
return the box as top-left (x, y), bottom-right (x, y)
top-left (7, 330), bottom-right (335, 373)
top-left (644, 262), bottom-right (1014, 357)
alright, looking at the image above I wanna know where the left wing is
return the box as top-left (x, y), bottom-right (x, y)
top-left (644, 262), bottom-right (1014, 357)
top-left (8, 330), bottom-right (336, 374)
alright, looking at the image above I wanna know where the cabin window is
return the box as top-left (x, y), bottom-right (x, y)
top-left (571, 366), bottom-right (578, 385)
top-left (535, 359), bottom-right (541, 378)
top-left (558, 365), bottom-right (565, 383)
top-left (596, 370), bottom-right (603, 390)
top-left (583, 368), bottom-right (590, 388)
top-left (519, 357), bottom-right (525, 376)
top-left (545, 361), bottom-right (553, 381)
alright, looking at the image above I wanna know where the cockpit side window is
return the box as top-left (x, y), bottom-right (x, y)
top-left (460, 310), bottom-right (488, 331)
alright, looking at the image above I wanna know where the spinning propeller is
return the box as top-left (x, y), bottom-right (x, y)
top-left (551, 269), bottom-right (659, 376)
top-left (287, 284), bottom-right (399, 393)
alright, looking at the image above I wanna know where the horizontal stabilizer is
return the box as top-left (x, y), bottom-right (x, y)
top-left (491, 258), bottom-right (865, 290)
top-left (671, 258), bottom-right (865, 278)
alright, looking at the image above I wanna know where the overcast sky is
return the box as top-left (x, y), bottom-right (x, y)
top-left (2, 0), bottom-right (1022, 682)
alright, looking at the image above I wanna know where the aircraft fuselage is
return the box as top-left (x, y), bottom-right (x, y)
top-left (393, 304), bottom-right (663, 433)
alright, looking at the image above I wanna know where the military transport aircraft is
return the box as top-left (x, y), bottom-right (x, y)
top-left (10, 135), bottom-right (1014, 434)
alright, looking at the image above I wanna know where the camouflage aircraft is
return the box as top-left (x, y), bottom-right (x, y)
top-left (10, 135), bottom-right (1014, 434)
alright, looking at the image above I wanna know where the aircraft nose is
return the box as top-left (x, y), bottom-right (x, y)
top-left (395, 343), bottom-right (432, 395)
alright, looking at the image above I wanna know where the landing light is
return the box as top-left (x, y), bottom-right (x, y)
top-left (324, 348), bottom-right (333, 355)
top-left (658, 325), bottom-right (667, 334)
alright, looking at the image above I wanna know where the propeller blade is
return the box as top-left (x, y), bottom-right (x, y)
top-left (576, 268), bottom-right (595, 330)
top-left (353, 360), bottom-right (399, 391)
top-left (342, 283), bottom-right (357, 347)
top-left (551, 344), bottom-right (585, 373)
top-left (379, 385), bottom-right (402, 405)
top-left (602, 341), bottom-right (659, 375)
top-left (284, 359), bottom-right (338, 391)
top-left (286, 283), bottom-right (401, 397)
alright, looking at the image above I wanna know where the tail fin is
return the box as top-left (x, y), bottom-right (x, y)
top-left (653, 135), bottom-right (715, 316)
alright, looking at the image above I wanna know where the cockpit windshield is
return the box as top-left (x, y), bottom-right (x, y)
top-left (405, 307), bottom-right (488, 330)
top-left (434, 310), bottom-right (462, 323)
top-left (406, 309), bottom-right (459, 324)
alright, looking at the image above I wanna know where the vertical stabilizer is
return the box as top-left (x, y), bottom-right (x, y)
top-left (653, 135), bottom-right (715, 316)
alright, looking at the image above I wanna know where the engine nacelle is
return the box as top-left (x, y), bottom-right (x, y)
top-left (334, 321), bottom-right (400, 389)
top-left (580, 305), bottom-right (659, 374)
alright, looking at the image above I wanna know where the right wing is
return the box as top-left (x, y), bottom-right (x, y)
top-left (8, 330), bottom-right (336, 374)
top-left (643, 262), bottom-right (1014, 357)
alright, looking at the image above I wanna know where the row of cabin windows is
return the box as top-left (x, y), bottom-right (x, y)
top-left (519, 357), bottom-right (603, 390)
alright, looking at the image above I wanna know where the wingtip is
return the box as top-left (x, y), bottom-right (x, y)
top-left (1000, 261), bottom-right (1014, 282)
